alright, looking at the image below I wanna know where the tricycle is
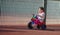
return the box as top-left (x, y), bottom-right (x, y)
top-left (28, 14), bottom-right (46, 30)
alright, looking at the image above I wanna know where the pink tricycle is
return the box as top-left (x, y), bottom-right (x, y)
top-left (28, 14), bottom-right (46, 30)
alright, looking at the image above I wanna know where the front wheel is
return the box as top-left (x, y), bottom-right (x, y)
top-left (28, 22), bottom-right (33, 29)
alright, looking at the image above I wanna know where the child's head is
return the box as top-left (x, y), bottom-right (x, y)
top-left (38, 7), bottom-right (44, 13)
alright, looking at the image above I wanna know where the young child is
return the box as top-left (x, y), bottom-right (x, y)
top-left (32, 7), bottom-right (45, 28)
top-left (37, 7), bottom-right (45, 23)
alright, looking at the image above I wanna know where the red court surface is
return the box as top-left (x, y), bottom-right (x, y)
top-left (0, 24), bottom-right (60, 35)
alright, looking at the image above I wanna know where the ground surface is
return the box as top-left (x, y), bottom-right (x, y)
top-left (0, 25), bottom-right (60, 35)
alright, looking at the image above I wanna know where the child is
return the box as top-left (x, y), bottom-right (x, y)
top-left (32, 7), bottom-right (45, 28)
top-left (37, 7), bottom-right (45, 23)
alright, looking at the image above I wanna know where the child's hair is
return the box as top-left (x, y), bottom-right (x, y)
top-left (39, 7), bottom-right (44, 12)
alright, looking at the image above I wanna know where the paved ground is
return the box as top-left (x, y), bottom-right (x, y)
top-left (0, 25), bottom-right (60, 35)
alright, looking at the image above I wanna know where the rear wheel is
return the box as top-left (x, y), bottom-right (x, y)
top-left (41, 24), bottom-right (46, 30)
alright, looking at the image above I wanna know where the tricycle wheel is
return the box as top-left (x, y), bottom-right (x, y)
top-left (41, 24), bottom-right (46, 30)
top-left (28, 22), bottom-right (33, 29)
top-left (37, 24), bottom-right (40, 29)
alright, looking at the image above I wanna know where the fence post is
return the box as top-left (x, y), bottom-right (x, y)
top-left (44, 0), bottom-right (47, 24)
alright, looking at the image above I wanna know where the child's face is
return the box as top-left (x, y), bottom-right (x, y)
top-left (38, 8), bottom-right (43, 13)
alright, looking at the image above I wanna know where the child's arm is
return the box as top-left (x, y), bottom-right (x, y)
top-left (37, 14), bottom-right (45, 18)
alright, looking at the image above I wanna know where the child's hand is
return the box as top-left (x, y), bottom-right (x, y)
top-left (32, 14), bottom-right (35, 17)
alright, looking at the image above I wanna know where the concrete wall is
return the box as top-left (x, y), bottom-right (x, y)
top-left (0, 0), bottom-right (44, 25)
top-left (1, 0), bottom-right (60, 25)
top-left (1, 0), bottom-right (44, 17)
top-left (47, 0), bottom-right (60, 24)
